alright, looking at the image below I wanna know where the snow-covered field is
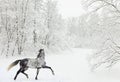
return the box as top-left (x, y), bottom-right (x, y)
top-left (0, 48), bottom-right (120, 82)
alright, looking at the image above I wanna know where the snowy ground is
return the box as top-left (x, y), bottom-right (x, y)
top-left (1, 48), bottom-right (120, 82)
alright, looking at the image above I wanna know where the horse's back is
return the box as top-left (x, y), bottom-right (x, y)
top-left (27, 58), bottom-right (46, 68)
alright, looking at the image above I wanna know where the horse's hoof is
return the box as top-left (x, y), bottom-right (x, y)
top-left (52, 72), bottom-right (55, 75)
top-left (27, 76), bottom-right (29, 79)
top-left (35, 78), bottom-right (38, 80)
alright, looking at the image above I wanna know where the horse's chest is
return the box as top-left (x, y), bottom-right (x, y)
top-left (27, 59), bottom-right (45, 68)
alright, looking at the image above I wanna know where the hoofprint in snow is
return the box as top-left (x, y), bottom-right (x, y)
top-left (0, 48), bottom-right (120, 82)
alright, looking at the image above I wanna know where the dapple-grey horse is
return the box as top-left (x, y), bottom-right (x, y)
top-left (7, 49), bottom-right (55, 80)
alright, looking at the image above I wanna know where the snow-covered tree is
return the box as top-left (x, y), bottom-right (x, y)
top-left (0, 0), bottom-right (71, 56)
top-left (82, 0), bottom-right (120, 70)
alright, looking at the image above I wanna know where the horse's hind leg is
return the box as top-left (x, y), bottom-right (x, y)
top-left (21, 68), bottom-right (29, 79)
top-left (14, 68), bottom-right (22, 80)
top-left (42, 66), bottom-right (55, 75)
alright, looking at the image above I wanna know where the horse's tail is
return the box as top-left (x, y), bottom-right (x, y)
top-left (7, 60), bottom-right (21, 71)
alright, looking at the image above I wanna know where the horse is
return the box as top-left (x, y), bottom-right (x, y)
top-left (7, 49), bottom-right (55, 80)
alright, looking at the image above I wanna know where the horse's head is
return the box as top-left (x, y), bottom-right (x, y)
top-left (37, 49), bottom-right (45, 58)
top-left (39, 49), bottom-right (44, 53)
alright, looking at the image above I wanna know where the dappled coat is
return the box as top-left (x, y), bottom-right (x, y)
top-left (27, 50), bottom-right (46, 68)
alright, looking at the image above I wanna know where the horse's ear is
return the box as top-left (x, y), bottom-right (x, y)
top-left (39, 49), bottom-right (41, 52)
top-left (39, 49), bottom-right (44, 52)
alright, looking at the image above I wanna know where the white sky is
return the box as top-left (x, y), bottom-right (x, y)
top-left (57, 0), bottom-right (86, 18)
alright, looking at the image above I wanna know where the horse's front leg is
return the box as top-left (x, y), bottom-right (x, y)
top-left (42, 65), bottom-right (55, 75)
top-left (35, 68), bottom-right (41, 80)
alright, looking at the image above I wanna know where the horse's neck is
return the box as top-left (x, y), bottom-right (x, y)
top-left (37, 53), bottom-right (45, 59)
top-left (37, 56), bottom-right (45, 60)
